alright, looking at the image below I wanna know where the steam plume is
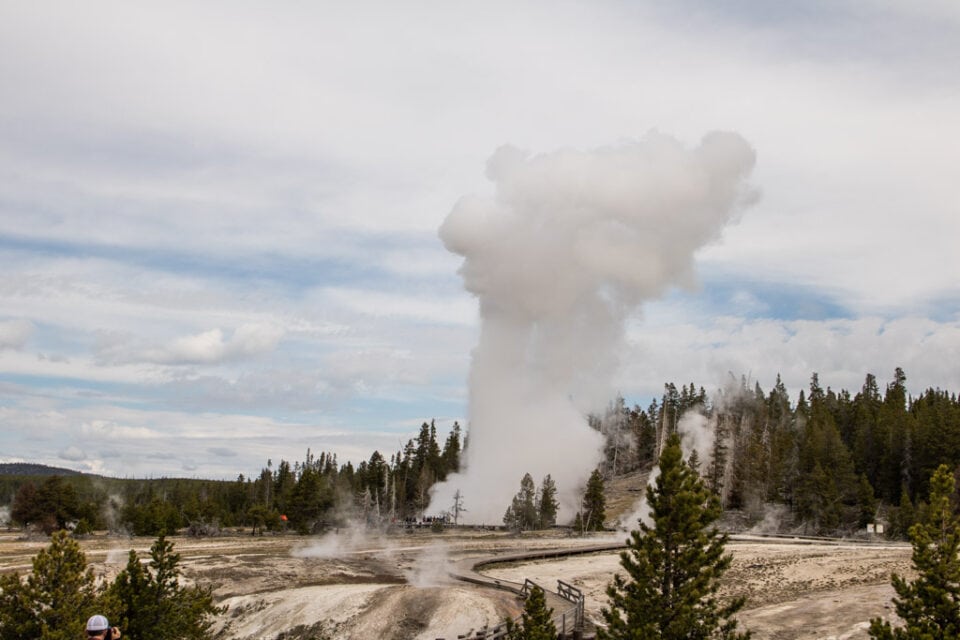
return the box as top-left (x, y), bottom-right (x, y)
top-left (620, 379), bottom-right (757, 529)
top-left (431, 132), bottom-right (756, 523)
top-left (621, 409), bottom-right (718, 529)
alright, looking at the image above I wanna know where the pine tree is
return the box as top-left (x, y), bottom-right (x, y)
top-left (599, 433), bottom-right (749, 640)
top-left (0, 530), bottom-right (103, 640)
top-left (440, 422), bottom-right (462, 478)
top-left (109, 535), bottom-right (222, 640)
top-left (688, 449), bottom-right (702, 476)
top-left (573, 511), bottom-right (586, 536)
top-left (634, 403), bottom-right (658, 466)
top-left (582, 469), bottom-right (607, 531)
top-left (9, 477), bottom-right (82, 534)
top-left (503, 503), bottom-right (520, 532)
top-left (538, 475), bottom-right (558, 529)
top-left (869, 464), bottom-right (960, 638)
top-left (10, 481), bottom-right (41, 529)
top-left (892, 489), bottom-right (916, 540)
top-left (506, 584), bottom-right (556, 640)
top-left (503, 474), bottom-right (539, 531)
top-left (517, 473), bottom-right (538, 530)
top-left (794, 373), bottom-right (860, 533)
top-left (857, 473), bottom-right (878, 529)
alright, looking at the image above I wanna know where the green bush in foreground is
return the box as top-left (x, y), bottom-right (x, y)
top-left (506, 584), bottom-right (556, 640)
top-left (0, 531), bottom-right (102, 640)
top-left (0, 532), bottom-right (222, 640)
top-left (869, 464), bottom-right (960, 639)
top-left (108, 534), bottom-right (223, 640)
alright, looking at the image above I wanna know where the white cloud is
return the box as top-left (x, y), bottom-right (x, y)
top-left (0, 0), bottom-right (958, 479)
top-left (0, 402), bottom-right (419, 479)
top-left (0, 319), bottom-right (32, 350)
top-left (0, 1), bottom-right (955, 319)
top-left (154, 328), bottom-right (228, 364)
top-left (116, 323), bottom-right (284, 366)
top-left (622, 314), bottom-right (960, 403)
top-left (313, 287), bottom-right (477, 327)
top-left (58, 446), bottom-right (86, 462)
top-left (79, 419), bottom-right (157, 440)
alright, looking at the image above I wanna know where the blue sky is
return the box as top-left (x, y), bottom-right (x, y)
top-left (1, 0), bottom-right (958, 479)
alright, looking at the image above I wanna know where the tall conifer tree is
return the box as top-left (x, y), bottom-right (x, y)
top-left (583, 469), bottom-right (607, 531)
top-left (869, 464), bottom-right (960, 638)
top-left (599, 433), bottom-right (749, 639)
top-left (539, 475), bottom-right (559, 529)
top-left (0, 531), bottom-right (102, 640)
top-left (109, 535), bottom-right (222, 640)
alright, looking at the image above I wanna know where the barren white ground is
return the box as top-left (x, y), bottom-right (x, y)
top-left (0, 530), bottom-right (912, 639)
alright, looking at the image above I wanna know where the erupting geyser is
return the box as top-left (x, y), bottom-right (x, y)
top-left (431, 132), bottom-right (757, 523)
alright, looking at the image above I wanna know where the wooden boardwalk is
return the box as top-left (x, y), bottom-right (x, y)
top-left (444, 541), bottom-right (627, 639)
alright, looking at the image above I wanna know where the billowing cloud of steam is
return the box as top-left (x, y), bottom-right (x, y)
top-left (431, 132), bottom-right (757, 523)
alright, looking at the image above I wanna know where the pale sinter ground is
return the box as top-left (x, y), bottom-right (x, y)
top-left (0, 528), bottom-right (912, 640)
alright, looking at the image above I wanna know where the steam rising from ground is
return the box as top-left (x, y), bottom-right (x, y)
top-left (621, 377), bottom-right (766, 529)
top-left (290, 528), bottom-right (453, 588)
top-left (105, 547), bottom-right (132, 565)
top-left (622, 409), bottom-right (718, 529)
top-left (403, 542), bottom-right (453, 588)
top-left (432, 132), bottom-right (756, 523)
top-left (291, 528), bottom-right (390, 559)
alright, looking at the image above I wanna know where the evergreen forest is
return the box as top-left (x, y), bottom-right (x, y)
top-left (3, 367), bottom-right (960, 538)
top-left (593, 367), bottom-right (959, 536)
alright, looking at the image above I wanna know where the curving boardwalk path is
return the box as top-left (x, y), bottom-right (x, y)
top-left (447, 541), bottom-right (628, 638)
top-left (441, 532), bottom-right (893, 638)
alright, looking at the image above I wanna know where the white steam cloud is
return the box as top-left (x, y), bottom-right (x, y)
top-left (403, 542), bottom-right (453, 588)
top-left (431, 132), bottom-right (757, 523)
top-left (291, 528), bottom-right (390, 559)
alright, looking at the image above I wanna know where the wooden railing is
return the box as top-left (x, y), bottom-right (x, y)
top-left (556, 580), bottom-right (584, 634)
top-left (443, 578), bottom-right (584, 639)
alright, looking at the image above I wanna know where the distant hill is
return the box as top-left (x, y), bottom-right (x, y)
top-left (0, 462), bottom-right (84, 477)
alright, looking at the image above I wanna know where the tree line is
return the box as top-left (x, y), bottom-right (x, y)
top-left (5, 367), bottom-right (960, 538)
top-left (591, 367), bottom-right (960, 535)
top-left (2, 420), bottom-right (461, 536)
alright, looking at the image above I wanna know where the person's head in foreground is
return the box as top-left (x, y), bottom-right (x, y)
top-left (86, 615), bottom-right (121, 639)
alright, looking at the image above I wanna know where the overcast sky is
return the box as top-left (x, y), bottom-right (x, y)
top-left (1, 0), bottom-right (958, 480)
